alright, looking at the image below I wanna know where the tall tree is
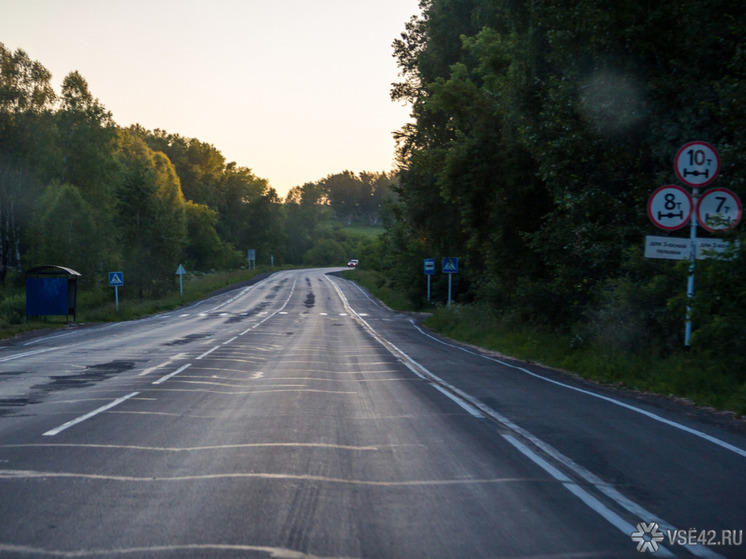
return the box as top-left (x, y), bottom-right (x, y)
top-left (116, 129), bottom-right (187, 295)
top-left (217, 162), bottom-right (268, 248)
top-left (57, 71), bottom-right (118, 200)
top-left (27, 183), bottom-right (102, 279)
top-left (387, 0), bottom-right (746, 346)
top-left (0, 45), bottom-right (56, 282)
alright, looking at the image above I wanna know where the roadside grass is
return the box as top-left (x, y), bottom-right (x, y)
top-left (342, 270), bottom-right (746, 416)
top-left (425, 304), bottom-right (746, 416)
top-left (0, 267), bottom-right (280, 340)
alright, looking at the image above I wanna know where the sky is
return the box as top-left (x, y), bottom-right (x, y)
top-left (0, 0), bottom-right (421, 198)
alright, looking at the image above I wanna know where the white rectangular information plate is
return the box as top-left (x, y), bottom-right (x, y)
top-left (645, 236), bottom-right (738, 260)
top-left (645, 236), bottom-right (689, 260)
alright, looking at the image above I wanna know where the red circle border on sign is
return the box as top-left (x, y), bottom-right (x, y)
top-left (674, 141), bottom-right (720, 188)
top-left (647, 185), bottom-right (693, 231)
top-left (696, 187), bottom-right (743, 233)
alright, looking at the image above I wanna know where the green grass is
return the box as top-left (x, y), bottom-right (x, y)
top-left (0, 267), bottom-right (280, 340)
top-left (341, 272), bottom-right (746, 416)
top-left (423, 304), bottom-right (746, 416)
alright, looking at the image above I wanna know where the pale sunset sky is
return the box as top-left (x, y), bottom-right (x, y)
top-left (0, 0), bottom-right (422, 197)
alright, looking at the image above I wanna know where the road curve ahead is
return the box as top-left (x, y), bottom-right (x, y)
top-left (0, 268), bottom-right (744, 558)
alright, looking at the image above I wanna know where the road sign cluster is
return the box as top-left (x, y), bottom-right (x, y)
top-left (423, 257), bottom-right (459, 275)
top-left (645, 141), bottom-right (742, 347)
top-left (423, 257), bottom-right (459, 305)
top-left (648, 142), bottom-right (741, 233)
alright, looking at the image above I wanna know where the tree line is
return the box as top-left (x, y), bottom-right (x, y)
top-left (0, 43), bottom-right (393, 298)
top-left (371, 0), bottom-right (746, 362)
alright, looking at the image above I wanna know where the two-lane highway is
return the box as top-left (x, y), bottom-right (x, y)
top-left (0, 268), bottom-right (744, 558)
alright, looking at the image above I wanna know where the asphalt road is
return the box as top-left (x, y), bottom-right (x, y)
top-left (0, 268), bottom-right (744, 558)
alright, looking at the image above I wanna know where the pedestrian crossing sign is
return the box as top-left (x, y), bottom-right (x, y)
top-left (442, 257), bottom-right (459, 274)
top-left (108, 272), bottom-right (124, 286)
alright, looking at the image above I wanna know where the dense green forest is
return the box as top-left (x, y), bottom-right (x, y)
top-left (0, 42), bottom-right (393, 300)
top-left (366, 0), bottom-right (746, 365)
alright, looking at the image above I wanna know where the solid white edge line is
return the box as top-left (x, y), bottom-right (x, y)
top-left (42, 392), bottom-right (140, 436)
top-left (410, 320), bottom-right (746, 459)
top-left (329, 275), bottom-right (728, 559)
top-left (509, 431), bottom-right (729, 558)
top-left (348, 279), bottom-right (383, 309)
top-left (431, 384), bottom-right (484, 418)
top-left (502, 433), bottom-right (677, 557)
top-left (152, 364), bottom-right (192, 385)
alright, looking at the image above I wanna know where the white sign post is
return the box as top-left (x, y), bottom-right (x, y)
top-left (442, 258), bottom-right (458, 306)
top-left (424, 259), bottom-right (435, 302)
top-left (108, 272), bottom-right (124, 311)
top-left (175, 264), bottom-right (186, 296)
top-left (672, 142), bottom-right (721, 347)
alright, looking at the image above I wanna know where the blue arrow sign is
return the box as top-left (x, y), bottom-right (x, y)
top-left (108, 272), bottom-right (124, 286)
top-left (442, 257), bottom-right (459, 274)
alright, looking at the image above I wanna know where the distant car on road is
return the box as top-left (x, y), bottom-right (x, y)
top-left (347, 259), bottom-right (358, 268)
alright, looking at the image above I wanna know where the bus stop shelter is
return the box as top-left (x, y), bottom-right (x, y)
top-left (25, 265), bottom-right (81, 322)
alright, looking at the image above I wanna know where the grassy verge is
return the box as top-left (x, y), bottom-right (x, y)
top-left (425, 305), bottom-right (746, 416)
top-left (0, 267), bottom-right (280, 340)
top-left (342, 270), bottom-right (746, 416)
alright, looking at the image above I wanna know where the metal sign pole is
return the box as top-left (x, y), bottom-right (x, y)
top-left (673, 142), bottom-right (720, 348)
top-left (114, 286), bottom-right (119, 312)
top-left (685, 188), bottom-right (699, 347)
top-left (447, 273), bottom-right (452, 306)
top-left (424, 259), bottom-right (435, 301)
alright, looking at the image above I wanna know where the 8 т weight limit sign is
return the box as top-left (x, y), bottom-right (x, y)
top-left (648, 185), bottom-right (692, 230)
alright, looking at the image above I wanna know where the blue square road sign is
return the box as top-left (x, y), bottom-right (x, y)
top-left (108, 272), bottom-right (124, 287)
top-left (442, 258), bottom-right (459, 274)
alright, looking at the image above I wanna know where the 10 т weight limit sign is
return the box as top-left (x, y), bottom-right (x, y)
top-left (674, 141), bottom-right (720, 187)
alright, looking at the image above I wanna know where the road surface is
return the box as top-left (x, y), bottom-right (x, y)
top-left (0, 268), bottom-right (744, 558)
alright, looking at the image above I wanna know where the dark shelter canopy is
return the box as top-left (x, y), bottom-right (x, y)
top-left (25, 265), bottom-right (82, 277)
